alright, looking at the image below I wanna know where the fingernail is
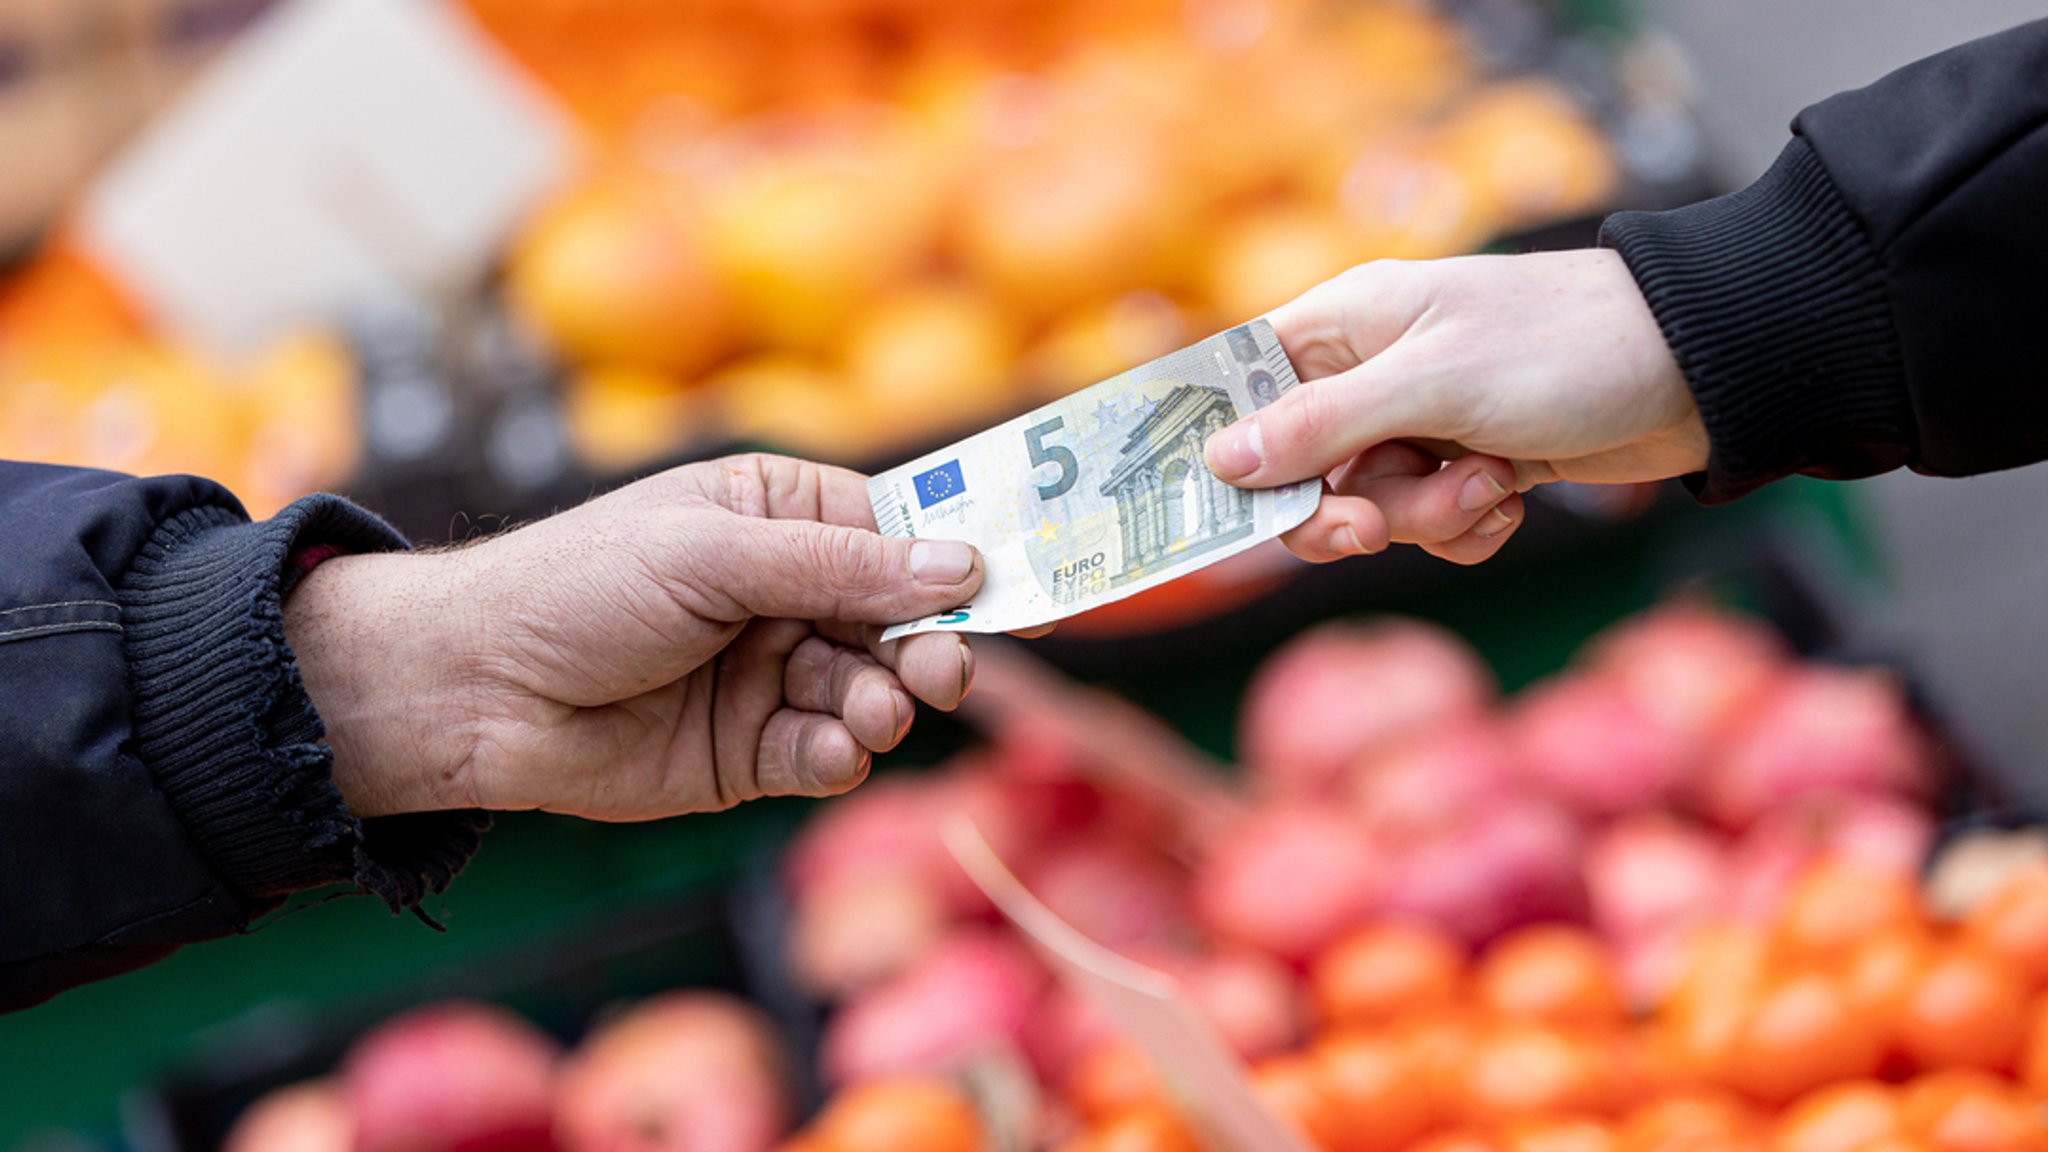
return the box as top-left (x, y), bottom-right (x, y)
top-left (959, 640), bottom-right (976, 698)
top-left (910, 539), bottom-right (976, 584)
top-left (1206, 420), bottom-right (1263, 480)
top-left (1459, 470), bottom-right (1510, 512)
top-left (1328, 523), bottom-right (1371, 557)
top-left (1474, 506), bottom-right (1516, 538)
top-left (891, 690), bottom-right (914, 742)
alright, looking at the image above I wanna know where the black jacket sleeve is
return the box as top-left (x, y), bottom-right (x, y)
top-left (1600, 18), bottom-right (2048, 503)
top-left (0, 462), bottom-right (487, 1013)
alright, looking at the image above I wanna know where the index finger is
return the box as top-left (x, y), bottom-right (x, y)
top-left (697, 453), bottom-right (888, 532)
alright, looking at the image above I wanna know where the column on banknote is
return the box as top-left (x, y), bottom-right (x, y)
top-left (1100, 384), bottom-right (1249, 583)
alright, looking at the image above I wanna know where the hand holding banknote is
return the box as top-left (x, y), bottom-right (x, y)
top-left (1204, 252), bottom-right (1705, 565)
top-left (290, 455), bottom-right (981, 822)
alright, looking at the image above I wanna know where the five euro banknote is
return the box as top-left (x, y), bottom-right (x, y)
top-left (869, 319), bottom-right (1318, 640)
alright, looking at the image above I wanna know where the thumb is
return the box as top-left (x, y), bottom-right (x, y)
top-left (710, 518), bottom-right (984, 625)
top-left (1204, 359), bottom-right (1428, 489)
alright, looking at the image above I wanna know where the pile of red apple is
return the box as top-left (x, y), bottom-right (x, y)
top-left (789, 600), bottom-right (1944, 1093)
top-left (224, 991), bottom-right (806, 1152)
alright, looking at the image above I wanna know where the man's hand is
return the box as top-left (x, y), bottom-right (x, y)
top-left (1204, 250), bottom-right (1707, 565)
top-left (283, 455), bottom-right (983, 821)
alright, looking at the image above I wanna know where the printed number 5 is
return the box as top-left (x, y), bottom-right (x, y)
top-left (1025, 418), bottom-right (1078, 500)
top-left (938, 609), bottom-right (971, 625)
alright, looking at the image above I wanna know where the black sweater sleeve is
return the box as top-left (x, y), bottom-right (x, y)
top-left (1601, 18), bottom-right (2048, 503)
top-left (0, 462), bottom-right (487, 1013)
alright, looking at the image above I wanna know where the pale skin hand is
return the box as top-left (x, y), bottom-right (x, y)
top-left (282, 455), bottom-right (984, 821)
top-left (1205, 249), bottom-right (1708, 565)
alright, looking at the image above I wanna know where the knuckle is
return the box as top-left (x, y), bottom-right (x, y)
top-left (784, 636), bottom-right (836, 695)
top-left (1279, 384), bottom-right (1336, 455)
top-left (806, 526), bottom-right (888, 590)
top-left (1334, 261), bottom-right (1381, 289)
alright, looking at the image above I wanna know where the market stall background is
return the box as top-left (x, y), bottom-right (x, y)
top-left (0, 0), bottom-right (2042, 1147)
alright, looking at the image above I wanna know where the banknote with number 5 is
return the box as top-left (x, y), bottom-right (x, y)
top-left (869, 319), bottom-right (1318, 640)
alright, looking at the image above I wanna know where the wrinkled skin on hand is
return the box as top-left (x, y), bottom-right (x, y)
top-left (287, 454), bottom-right (984, 821)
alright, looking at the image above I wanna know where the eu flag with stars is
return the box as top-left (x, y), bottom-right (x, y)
top-left (915, 460), bottom-right (966, 508)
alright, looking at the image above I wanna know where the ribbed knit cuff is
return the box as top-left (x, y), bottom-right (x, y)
top-left (118, 495), bottom-right (490, 917)
top-left (1600, 137), bottom-right (1913, 504)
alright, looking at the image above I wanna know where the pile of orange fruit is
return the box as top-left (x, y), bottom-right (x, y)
top-left (0, 245), bottom-right (359, 516)
top-left (912, 856), bottom-right (2048, 1152)
top-left (471, 0), bottom-right (1616, 469)
top-left (0, 0), bottom-right (1615, 509)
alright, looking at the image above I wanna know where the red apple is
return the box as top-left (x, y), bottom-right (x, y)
top-left (225, 1079), bottom-right (352, 1152)
top-left (1239, 618), bottom-right (1495, 800)
top-left (554, 992), bottom-right (793, 1152)
top-left (345, 1001), bottom-right (557, 1152)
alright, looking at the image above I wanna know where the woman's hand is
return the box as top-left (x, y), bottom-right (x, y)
top-left (1206, 250), bottom-right (1706, 564)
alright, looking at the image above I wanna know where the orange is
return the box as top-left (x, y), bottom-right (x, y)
top-left (1455, 1021), bottom-right (1622, 1124)
top-left (811, 1075), bottom-right (981, 1152)
top-left (236, 330), bottom-right (363, 516)
top-left (1858, 1139), bottom-right (1938, 1152)
top-left (506, 170), bottom-right (731, 375)
top-left (1311, 921), bottom-right (1467, 1029)
top-left (1309, 1030), bottom-right (1432, 1152)
top-left (1064, 1039), bottom-right (1164, 1125)
top-left (1409, 1132), bottom-right (1509, 1152)
top-left (1724, 969), bottom-right (1885, 1106)
top-left (1433, 80), bottom-right (1616, 230)
top-left (1844, 928), bottom-right (1936, 1044)
top-left (1025, 292), bottom-right (1189, 400)
top-left (953, 125), bottom-right (1191, 321)
top-left (1249, 1054), bottom-right (1345, 1152)
top-left (1771, 1080), bottom-right (1902, 1152)
top-left (1898, 1069), bottom-right (2048, 1152)
top-left (1604, 1029), bottom-right (1685, 1107)
top-left (1962, 866), bottom-right (2048, 990)
top-left (1897, 945), bottom-right (2031, 1073)
top-left (1325, 2), bottom-right (1471, 118)
top-left (1199, 203), bottom-right (1360, 324)
top-left (841, 281), bottom-right (1020, 443)
top-left (1775, 860), bottom-right (1926, 964)
top-left (1392, 1008), bottom-right (1483, 1120)
top-left (1476, 925), bottom-right (1629, 1030)
top-left (1500, 1116), bottom-right (1621, 1152)
top-left (2020, 993), bottom-right (2048, 1097)
top-left (697, 109), bottom-right (940, 351)
top-left (1651, 928), bottom-right (1772, 1087)
top-left (1618, 1088), bottom-right (1761, 1152)
top-left (708, 353), bottom-right (875, 461)
top-left (1055, 1105), bottom-right (1201, 1152)
top-left (1333, 133), bottom-right (1493, 261)
top-left (561, 364), bottom-right (707, 472)
top-left (0, 241), bottom-right (145, 349)
top-left (1662, 926), bottom-right (1773, 1028)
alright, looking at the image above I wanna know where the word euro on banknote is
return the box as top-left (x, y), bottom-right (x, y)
top-left (870, 320), bottom-right (1318, 640)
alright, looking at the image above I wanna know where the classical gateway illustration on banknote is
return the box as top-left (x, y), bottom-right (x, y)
top-left (869, 319), bottom-right (1319, 639)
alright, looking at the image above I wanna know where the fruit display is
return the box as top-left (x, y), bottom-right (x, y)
top-left (785, 603), bottom-right (1940, 1029)
top-left (476, 0), bottom-right (1621, 466)
top-left (218, 598), bottom-right (2047, 1150)
top-left (0, 0), bottom-right (1636, 517)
